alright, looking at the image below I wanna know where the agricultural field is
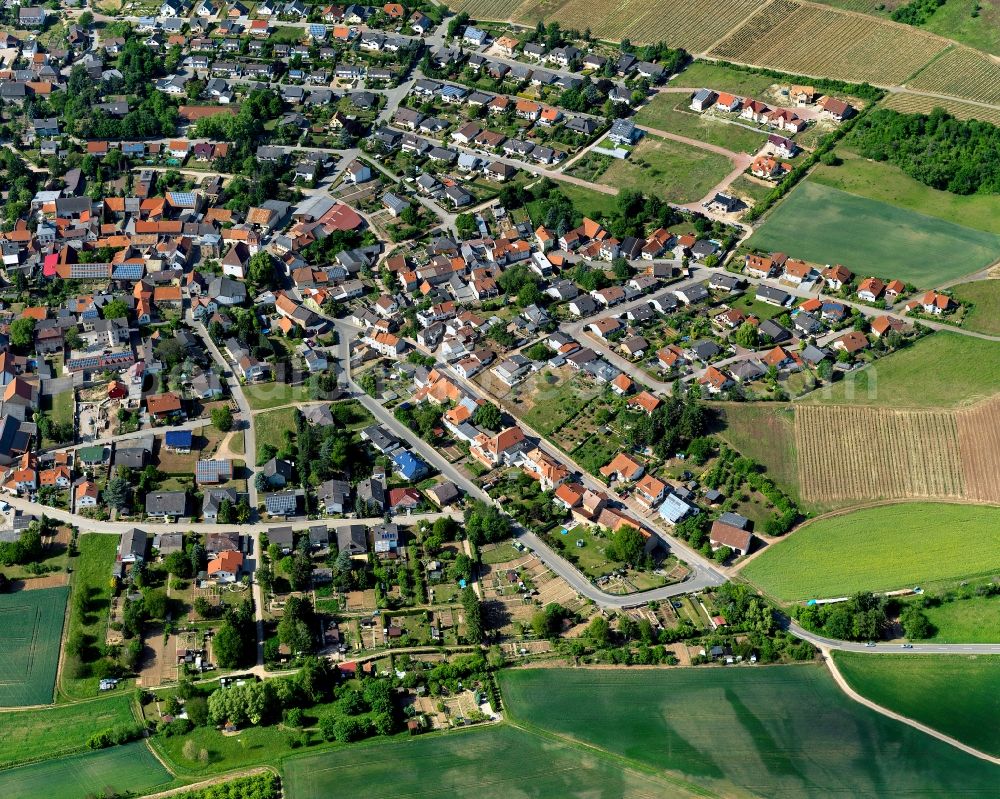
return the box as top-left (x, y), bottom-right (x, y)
top-left (810, 333), bottom-right (1000, 408)
top-left (451, 0), bottom-right (765, 54)
top-left (741, 502), bottom-right (1000, 600)
top-left (500, 667), bottom-right (1000, 797)
top-left (833, 653), bottom-right (1000, 756)
top-left (955, 395), bottom-right (1000, 504)
top-left (920, 0), bottom-right (1000, 57)
top-left (0, 695), bottom-right (136, 769)
top-left (709, 0), bottom-right (947, 85)
top-left (635, 95), bottom-right (768, 154)
top-left (0, 587), bottom-right (68, 707)
top-left (950, 280), bottom-right (1000, 336)
top-left (795, 405), bottom-right (966, 503)
top-left (748, 181), bottom-right (1000, 286)
top-left (811, 148), bottom-right (1000, 234)
top-left (283, 723), bottom-right (704, 799)
top-left (596, 135), bottom-right (734, 203)
top-left (908, 45), bottom-right (1000, 105)
top-left (921, 593), bottom-right (1000, 643)
top-left (714, 403), bottom-right (801, 502)
top-left (0, 741), bottom-right (172, 799)
top-left (880, 91), bottom-right (1000, 128)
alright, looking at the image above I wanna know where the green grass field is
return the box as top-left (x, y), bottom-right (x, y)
top-left (747, 181), bottom-right (1000, 287)
top-left (0, 587), bottom-right (68, 707)
top-left (833, 652), bottom-right (1000, 756)
top-left (520, 374), bottom-right (600, 436)
top-left (552, 181), bottom-right (620, 220)
top-left (674, 60), bottom-right (780, 97)
top-left (809, 332), bottom-right (1000, 407)
top-left (713, 403), bottom-right (802, 502)
top-left (598, 135), bottom-right (734, 204)
top-left (253, 406), bottom-right (299, 459)
top-left (244, 382), bottom-right (316, 411)
top-left (152, 721), bottom-right (304, 778)
top-left (0, 695), bottom-right (136, 769)
top-left (950, 280), bottom-right (1000, 336)
top-left (500, 667), bottom-right (1000, 798)
top-left (921, 0), bottom-right (1000, 55)
top-left (283, 724), bottom-right (705, 799)
top-left (812, 149), bottom-right (1000, 235)
top-left (62, 534), bottom-right (119, 700)
top-left (922, 594), bottom-right (1000, 643)
top-left (742, 503), bottom-right (1000, 601)
top-left (0, 741), bottom-right (172, 799)
top-left (635, 95), bottom-right (768, 154)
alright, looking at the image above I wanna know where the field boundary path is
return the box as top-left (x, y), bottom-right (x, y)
top-left (820, 647), bottom-right (1000, 765)
top-left (133, 766), bottom-right (279, 799)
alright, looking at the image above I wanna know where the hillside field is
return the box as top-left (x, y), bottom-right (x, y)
top-left (811, 149), bottom-right (1000, 235)
top-left (833, 653), bottom-right (1000, 756)
top-left (283, 723), bottom-right (704, 799)
top-left (500, 667), bottom-right (1000, 797)
top-left (0, 587), bottom-right (69, 707)
top-left (922, 594), bottom-right (1000, 643)
top-left (0, 741), bottom-right (172, 799)
top-left (807, 333), bottom-right (1000, 408)
top-left (0, 695), bottom-right (137, 769)
top-left (747, 181), bottom-right (1000, 286)
top-left (950, 280), bottom-right (1000, 336)
top-left (741, 502), bottom-right (1000, 600)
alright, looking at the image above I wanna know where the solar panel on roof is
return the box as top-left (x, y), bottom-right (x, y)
top-left (112, 263), bottom-right (144, 279)
top-left (167, 191), bottom-right (196, 207)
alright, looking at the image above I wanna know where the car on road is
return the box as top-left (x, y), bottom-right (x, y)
top-left (901, 643), bottom-right (913, 648)
top-left (865, 642), bottom-right (876, 647)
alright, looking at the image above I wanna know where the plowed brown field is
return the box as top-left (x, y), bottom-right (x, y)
top-left (796, 400), bottom-right (1000, 504)
top-left (956, 396), bottom-right (1000, 504)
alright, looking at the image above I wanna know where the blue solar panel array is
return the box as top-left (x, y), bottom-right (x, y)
top-left (112, 263), bottom-right (144, 280)
top-left (166, 191), bottom-right (196, 207)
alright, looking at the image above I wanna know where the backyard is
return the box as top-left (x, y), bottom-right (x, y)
top-left (950, 279), bottom-right (1000, 336)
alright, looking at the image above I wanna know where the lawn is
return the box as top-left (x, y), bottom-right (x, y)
top-left (809, 332), bottom-right (1000, 408)
top-left (951, 279), bottom-right (1000, 336)
top-left (635, 95), bottom-right (768, 154)
top-left (244, 382), bottom-right (316, 410)
top-left (811, 149), bottom-right (1000, 235)
top-left (0, 741), bottom-right (172, 799)
top-left (500, 667), bottom-right (1000, 797)
top-left (0, 694), bottom-right (136, 769)
top-left (741, 502), bottom-right (1000, 601)
top-left (598, 135), bottom-right (734, 203)
top-left (40, 389), bottom-right (74, 447)
top-left (254, 406), bottom-right (299, 462)
top-left (674, 60), bottom-right (780, 97)
top-left (713, 402), bottom-right (801, 503)
top-left (0, 587), bottom-right (68, 706)
top-left (283, 724), bottom-right (705, 799)
top-left (833, 652), bottom-right (1000, 756)
top-left (921, 594), bottom-right (1000, 643)
top-left (747, 180), bottom-right (1000, 287)
top-left (61, 534), bottom-right (119, 700)
top-left (152, 722), bottom-right (303, 777)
